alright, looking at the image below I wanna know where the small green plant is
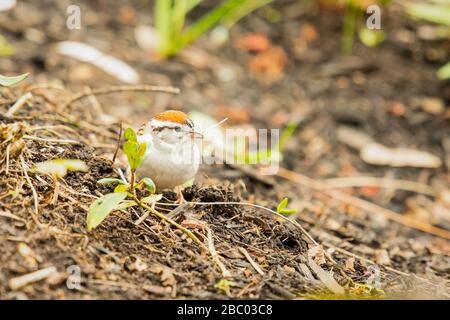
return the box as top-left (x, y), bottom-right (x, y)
top-left (0, 73), bottom-right (29, 87)
top-left (276, 197), bottom-right (298, 215)
top-left (214, 279), bottom-right (236, 295)
top-left (341, 0), bottom-right (390, 54)
top-left (154, 0), bottom-right (273, 57)
top-left (86, 128), bottom-right (201, 245)
top-left (406, 0), bottom-right (450, 80)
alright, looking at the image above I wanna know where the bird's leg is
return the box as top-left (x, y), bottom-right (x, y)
top-left (174, 185), bottom-right (186, 204)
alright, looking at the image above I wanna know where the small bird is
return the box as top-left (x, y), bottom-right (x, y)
top-left (135, 110), bottom-right (201, 190)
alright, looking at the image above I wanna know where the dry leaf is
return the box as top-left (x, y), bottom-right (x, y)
top-left (248, 46), bottom-right (287, 83)
top-left (344, 257), bottom-right (356, 272)
top-left (150, 264), bottom-right (177, 286)
top-left (307, 245), bottom-right (326, 266)
top-left (235, 33), bottom-right (271, 53)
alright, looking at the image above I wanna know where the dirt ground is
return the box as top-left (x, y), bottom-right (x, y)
top-left (0, 1), bottom-right (449, 299)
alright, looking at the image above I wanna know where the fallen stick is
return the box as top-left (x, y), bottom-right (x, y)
top-left (8, 266), bottom-right (57, 290)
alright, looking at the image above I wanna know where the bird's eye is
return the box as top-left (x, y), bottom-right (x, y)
top-left (174, 126), bottom-right (181, 132)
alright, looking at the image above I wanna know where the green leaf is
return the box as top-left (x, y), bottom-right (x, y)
top-left (155, 0), bottom-right (174, 55)
top-left (123, 141), bottom-right (139, 169)
top-left (97, 178), bottom-right (126, 185)
top-left (437, 61), bottom-right (450, 80)
top-left (407, 3), bottom-right (450, 26)
top-left (124, 127), bottom-right (137, 142)
top-left (141, 177), bottom-right (156, 194)
top-left (86, 192), bottom-right (128, 231)
top-left (278, 121), bottom-right (298, 152)
top-left (0, 35), bottom-right (15, 57)
top-left (123, 141), bottom-right (137, 156)
top-left (115, 200), bottom-right (138, 210)
top-left (114, 184), bottom-right (129, 193)
top-left (277, 197), bottom-right (298, 215)
top-left (279, 208), bottom-right (298, 215)
top-left (221, 0), bottom-right (275, 28)
top-left (138, 142), bottom-right (147, 157)
top-left (142, 193), bottom-right (163, 204)
top-left (359, 28), bottom-right (385, 48)
top-left (0, 73), bottom-right (29, 87)
top-left (33, 159), bottom-right (88, 178)
top-left (176, 0), bottom-right (244, 54)
top-left (214, 279), bottom-right (236, 293)
top-left (277, 197), bottom-right (289, 213)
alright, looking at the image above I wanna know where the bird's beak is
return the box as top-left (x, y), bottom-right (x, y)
top-left (189, 130), bottom-right (203, 139)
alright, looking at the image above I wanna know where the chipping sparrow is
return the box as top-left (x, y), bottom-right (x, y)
top-left (135, 110), bottom-right (201, 190)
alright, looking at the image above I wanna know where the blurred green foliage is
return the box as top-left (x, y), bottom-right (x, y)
top-left (0, 35), bottom-right (14, 56)
top-left (154, 0), bottom-right (274, 57)
top-left (406, 0), bottom-right (450, 80)
top-left (341, 0), bottom-right (391, 54)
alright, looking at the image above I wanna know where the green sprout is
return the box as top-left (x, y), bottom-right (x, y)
top-left (154, 0), bottom-right (273, 57)
top-left (276, 197), bottom-right (298, 215)
top-left (86, 128), bottom-right (201, 246)
top-left (341, 0), bottom-right (390, 54)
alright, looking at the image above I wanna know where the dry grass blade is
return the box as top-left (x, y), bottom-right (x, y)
top-left (238, 247), bottom-right (265, 275)
top-left (307, 257), bottom-right (345, 295)
top-left (0, 210), bottom-right (26, 223)
top-left (19, 155), bottom-right (40, 225)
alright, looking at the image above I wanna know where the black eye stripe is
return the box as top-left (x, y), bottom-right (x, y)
top-left (186, 119), bottom-right (194, 128)
top-left (152, 125), bottom-right (183, 132)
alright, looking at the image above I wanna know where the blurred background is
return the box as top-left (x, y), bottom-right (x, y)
top-left (0, 0), bottom-right (449, 299)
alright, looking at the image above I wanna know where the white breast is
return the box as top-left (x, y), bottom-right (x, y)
top-left (136, 133), bottom-right (200, 189)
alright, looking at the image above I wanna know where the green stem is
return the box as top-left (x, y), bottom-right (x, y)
top-left (134, 196), bottom-right (204, 247)
top-left (342, 0), bottom-right (357, 55)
